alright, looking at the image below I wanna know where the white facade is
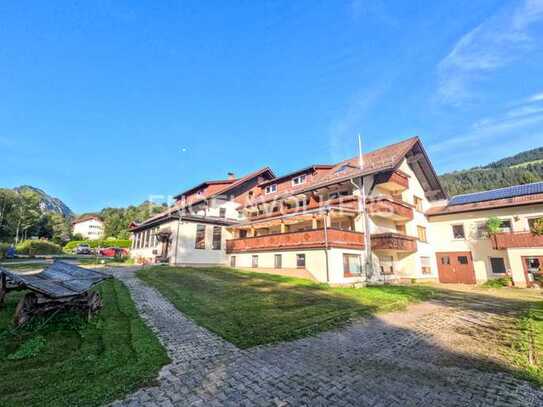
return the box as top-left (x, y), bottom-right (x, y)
top-left (72, 218), bottom-right (104, 240)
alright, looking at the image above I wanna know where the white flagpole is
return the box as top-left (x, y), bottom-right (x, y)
top-left (358, 134), bottom-right (373, 280)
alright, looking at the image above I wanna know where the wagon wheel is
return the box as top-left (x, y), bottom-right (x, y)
top-left (87, 291), bottom-right (103, 314)
top-left (14, 292), bottom-right (38, 326)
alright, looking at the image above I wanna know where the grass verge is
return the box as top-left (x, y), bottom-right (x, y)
top-left (137, 266), bottom-right (436, 348)
top-left (0, 279), bottom-right (169, 407)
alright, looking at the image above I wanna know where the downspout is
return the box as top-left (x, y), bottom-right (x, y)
top-left (323, 209), bottom-right (330, 282)
top-left (174, 214), bottom-right (182, 265)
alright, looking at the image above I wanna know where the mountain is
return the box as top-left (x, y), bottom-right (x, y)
top-left (14, 185), bottom-right (74, 218)
top-left (439, 147), bottom-right (543, 196)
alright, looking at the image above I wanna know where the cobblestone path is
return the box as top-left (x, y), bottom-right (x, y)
top-left (111, 269), bottom-right (543, 407)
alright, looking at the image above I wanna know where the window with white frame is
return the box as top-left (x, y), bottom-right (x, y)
top-left (292, 175), bottom-right (306, 186)
top-left (265, 184), bottom-right (277, 194)
top-left (452, 224), bottom-right (465, 239)
top-left (476, 222), bottom-right (488, 239)
top-left (420, 256), bottom-right (432, 274)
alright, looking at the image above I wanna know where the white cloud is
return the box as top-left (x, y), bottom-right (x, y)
top-left (437, 0), bottom-right (543, 105)
top-left (529, 92), bottom-right (543, 102)
top-left (507, 104), bottom-right (543, 117)
top-left (430, 110), bottom-right (543, 153)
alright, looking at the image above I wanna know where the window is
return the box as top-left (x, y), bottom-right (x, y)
top-left (296, 254), bottom-right (306, 268)
top-left (499, 219), bottom-right (512, 233)
top-left (526, 257), bottom-right (541, 272)
top-left (274, 254), bottom-right (282, 269)
top-left (195, 224), bottom-right (206, 249)
top-left (417, 226), bottom-right (427, 242)
top-left (378, 255), bottom-right (394, 275)
top-left (335, 164), bottom-right (348, 174)
top-left (343, 254), bottom-right (362, 276)
top-left (239, 229), bottom-right (248, 238)
top-left (265, 184), bottom-right (277, 194)
top-left (441, 255), bottom-right (450, 265)
top-left (219, 208), bottom-right (226, 218)
top-left (252, 255), bottom-right (259, 268)
top-left (292, 175), bottom-right (306, 186)
top-left (396, 223), bottom-right (406, 235)
top-left (476, 222), bottom-right (488, 239)
top-left (490, 257), bottom-right (506, 274)
top-left (528, 217), bottom-right (543, 231)
top-left (420, 256), bottom-right (432, 274)
top-left (458, 255), bottom-right (469, 265)
top-left (414, 196), bottom-right (423, 212)
top-left (329, 190), bottom-right (349, 200)
top-left (230, 256), bottom-right (236, 267)
top-left (452, 224), bottom-right (465, 239)
top-left (212, 226), bottom-right (222, 250)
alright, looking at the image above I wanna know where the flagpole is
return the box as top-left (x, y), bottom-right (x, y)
top-left (358, 134), bottom-right (373, 280)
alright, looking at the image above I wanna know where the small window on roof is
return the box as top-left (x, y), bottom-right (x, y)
top-left (335, 164), bottom-right (348, 174)
top-left (292, 175), bottom-right (306, 186)
top-left (265, 184), bottom-right (277, 194)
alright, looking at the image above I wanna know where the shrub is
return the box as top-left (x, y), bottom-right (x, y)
top-left (486, 216), bottom-right (503, 235)
top-left (16, 240), bottom-right (63, 256)
top-left (63, 239), bottom-right (131, 252)
top-left (0, 242), bottom-right (9, 259)
top-left (531, 218), bottom-right (543, 236)
top-left (481, 276), bottom-right (512, 288)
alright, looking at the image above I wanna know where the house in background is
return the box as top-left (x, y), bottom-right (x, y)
top-left (72, 215), bottom-right (104, 240)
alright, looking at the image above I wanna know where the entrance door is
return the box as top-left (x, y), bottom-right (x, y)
top-left (522, 256), bottom-right (543, 288)
top-left (436, 252), bottom-right (476, 284)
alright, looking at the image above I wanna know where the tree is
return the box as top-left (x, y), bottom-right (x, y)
top-left (14, 190), bottom-right (41, 243)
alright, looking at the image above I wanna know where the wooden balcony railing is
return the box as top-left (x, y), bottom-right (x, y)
top-left (226, 229), bottom-right (418, 254)
top-left (374, 170), bottom-right (409, 191)
top-left (371, 233), bottom-right (417, 252)
top-left (226, 228), bottom-right (364, 253)
top-left (366, 197), bottom-right (413, 221)
top-left (491, 232), bottom-right (543, 250)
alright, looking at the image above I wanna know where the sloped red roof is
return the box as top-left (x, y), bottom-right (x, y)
top-left (245, 137), bottom-right (420, 207)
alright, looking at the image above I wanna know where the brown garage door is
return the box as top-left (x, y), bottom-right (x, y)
top-left (436, 252), bottom-right (476, 284)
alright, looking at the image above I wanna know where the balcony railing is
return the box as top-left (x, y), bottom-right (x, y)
top-left (374, 170), bottom-right (409, 191)
top-left (371, 233), bottom-right (417, 252)
top-left (366, 197), bottom-right (413, 221)
top-left (226, 228), bottom-right (363, 253)
top-left (491, 232), bottom-right (543, 250)
top-left (226, 229), bottom-right (418, 254)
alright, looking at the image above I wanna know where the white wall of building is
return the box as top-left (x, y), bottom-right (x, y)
top-left (73, 218), bottom-right (104, 240)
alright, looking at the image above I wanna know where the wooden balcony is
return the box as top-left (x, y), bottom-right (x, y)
top-left (491, 232), bottom-right (543, 250)
top-left (367, 197), bottom-right (413, 221)
top-left (371, 233), bottom-right (417, 253)
top-left (374, 170), bottom-right (409, 192)
top-left (226, 228), bottom-right (363, 253)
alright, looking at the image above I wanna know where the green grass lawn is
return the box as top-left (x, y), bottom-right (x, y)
top-left (137, 266), bottom-right (436, 348)
top-left (0, 279), bottom-right (169, 407)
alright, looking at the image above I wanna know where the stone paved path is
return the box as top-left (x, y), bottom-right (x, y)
top-left (110, 269), bottom-right (543, 406)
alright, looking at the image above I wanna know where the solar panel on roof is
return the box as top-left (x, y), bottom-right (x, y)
top-left (448, 182), bottom-right (543, 206)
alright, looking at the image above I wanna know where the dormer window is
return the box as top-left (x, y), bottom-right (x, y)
top-left (292, 175), bottom-right (306, 186)
top-left (335, 165), bottom-right (348, 174)
top-left (265, 184), bottom-right (277, 194)
top-left (197, 190), bottom-right (203, 195)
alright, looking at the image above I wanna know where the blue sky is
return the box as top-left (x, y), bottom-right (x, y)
top-left (2, 1), bottom-right (543, 213)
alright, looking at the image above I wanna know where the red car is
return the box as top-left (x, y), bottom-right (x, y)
top-left (99, 247), bottom-right (129, 257)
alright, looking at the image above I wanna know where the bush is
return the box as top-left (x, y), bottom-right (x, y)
top-left (531, 218), bottom-right (543, 236)
top-left (63, 239), bottom-right (131, 252)
top-left (16, 240), bottom-right (63, 256)
top-left (0, 243), bottom-right (9, 259)
top-left (481, 276), bottom-right (512, 288)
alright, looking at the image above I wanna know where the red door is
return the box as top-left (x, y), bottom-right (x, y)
top-left (436, 252), bottom-right (476, 284)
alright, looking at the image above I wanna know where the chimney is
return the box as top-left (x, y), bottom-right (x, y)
top-left (227, 172), bottom-right (236, 180)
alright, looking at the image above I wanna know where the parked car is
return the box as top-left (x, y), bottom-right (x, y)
top-left (99, 247), bottom-right (128, 258)
top-left (74, 244), bottom-right (92, 255)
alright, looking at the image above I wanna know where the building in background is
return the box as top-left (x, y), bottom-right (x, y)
top-left (72, 215), bottom-right (104, 240)
top-left (130, 137), bottom-right (543, 287)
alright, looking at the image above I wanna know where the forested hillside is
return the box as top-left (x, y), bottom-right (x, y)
top-left (439, 147), bottom-right (543, 196)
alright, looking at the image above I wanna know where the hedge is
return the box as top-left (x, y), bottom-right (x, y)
top-left (0, 243), bottom-right (10, 259)
top-left (16, 240), bottom-right (63, 256)
top-left (63, 239), bottom-right (131, 252)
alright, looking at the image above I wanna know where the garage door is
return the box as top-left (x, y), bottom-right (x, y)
top-left (436, 252), bottom-right (476, 284)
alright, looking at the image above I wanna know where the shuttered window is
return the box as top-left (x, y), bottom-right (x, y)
top-left (195, 224), bottom-right (206, 249)
top-left (212, 226), bottom-right (222, 250)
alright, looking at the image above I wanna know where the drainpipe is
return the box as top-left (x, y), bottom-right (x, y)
top-left (323, 209), bottom-right (330, 282)
top-left (174, 214), bottom-right (182, 266)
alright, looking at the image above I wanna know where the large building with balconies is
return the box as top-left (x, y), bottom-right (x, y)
top-left (129, 137), bottom-right (543, 287)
